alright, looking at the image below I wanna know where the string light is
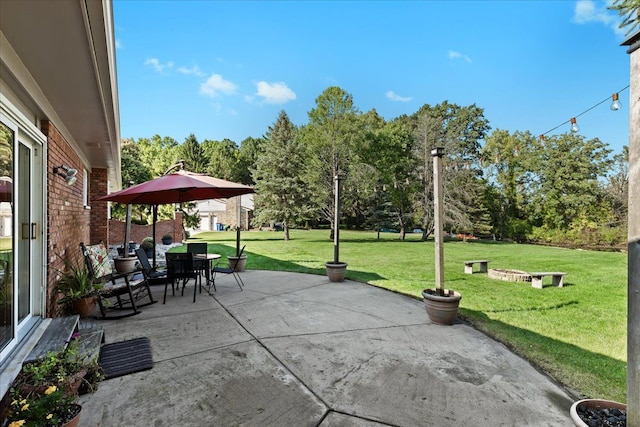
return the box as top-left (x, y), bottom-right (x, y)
top-left (570, 117), bottom-right (580, 133)
top-left (610, 93), bottom-right (621, 111)
top-left (540, 85), bottom-right (629, 137)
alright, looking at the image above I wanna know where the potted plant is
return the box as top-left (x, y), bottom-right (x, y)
top-left (6, 383), bottom-right (82, 427)
top-left (227, 228), bottom-right (247, 272)
top-left (5, 335), bottom-right (102, 427)
top-left (140, 237), bottom-right (155, 259)
top-left (55, 255), bottom-right (102, 319)
top-left (161, 234), bottom-right (173, 245)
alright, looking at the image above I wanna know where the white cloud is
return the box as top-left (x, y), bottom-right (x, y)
top-left (199, 74), bottom-right (237, 97)
top-left (178, 65), bottom-right (206, 77)
top-left (573, 0), bottom-right (623, 35)
top-left (144, 58), bottom-right (173, 73)
top-left (386, 90), bottom-right (412, 102)
top-left (115, 39), bottom-right (122, 49)
top-left (255, 81), bottom-right (297, 104)
top-left (448, 50), bottom-right (472, 63)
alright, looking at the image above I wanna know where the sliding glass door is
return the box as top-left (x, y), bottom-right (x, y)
top-left (0, 112), bottom-right (44, 359)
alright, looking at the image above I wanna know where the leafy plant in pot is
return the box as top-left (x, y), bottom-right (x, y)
top-left (140, 237), bottom-right (155, 259)
top-left (161, 234), bottom-right (173, 245)
top-left (54, 254), bottom-right (102, 318)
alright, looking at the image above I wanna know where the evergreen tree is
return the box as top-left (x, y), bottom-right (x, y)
top-left (179, 134), bottom-right (208, 173)
top-left (251, 111), bottom-right (311, 240)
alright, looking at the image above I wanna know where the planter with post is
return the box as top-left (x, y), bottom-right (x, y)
top-left (422, 147), bottom-right (461, 325)
top-left (228, 199), bottom-right (248, 272)
top-left (326, 175), bottom-right (347, 282)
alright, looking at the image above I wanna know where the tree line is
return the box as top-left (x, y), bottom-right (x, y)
top-left (118, 86), bottom-right (628, 248)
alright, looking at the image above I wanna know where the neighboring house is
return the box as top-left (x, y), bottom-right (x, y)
top-left (0, 0), bottom-right (120, 398)
top-left (188, 194), bottom-right (254, 233)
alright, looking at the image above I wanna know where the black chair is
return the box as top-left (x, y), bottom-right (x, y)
top-left (212, 245), bottom-right (245, 291)
top-left (80, 242), bottom-right (156, 319)
top-left (187, 242), bottom-right (208, 287)
top-left (164, 252), bottom-right (200, 304)
top-left (135, 248), bottom-right (168, 286)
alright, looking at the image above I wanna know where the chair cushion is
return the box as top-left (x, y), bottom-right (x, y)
top-left (86, 243), bottom-right (113, 279)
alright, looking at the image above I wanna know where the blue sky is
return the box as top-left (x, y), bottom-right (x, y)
top-left (113, 0), bottom-right (632, 155)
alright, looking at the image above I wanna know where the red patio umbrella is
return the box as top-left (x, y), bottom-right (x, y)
top-left (96, 170), bottom-right (254, 266)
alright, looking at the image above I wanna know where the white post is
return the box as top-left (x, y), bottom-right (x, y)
top-left (334, 175), bottom-right (341, 263)
top-left (431, 147), bottom-right (445, 296)
top-left (623, 30), bottom-right (640, 426)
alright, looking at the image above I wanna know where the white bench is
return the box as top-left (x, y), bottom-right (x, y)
top-left (529, 272), bottom-right (567, 289)
top-left (463, 260), bottom-right (489, 274)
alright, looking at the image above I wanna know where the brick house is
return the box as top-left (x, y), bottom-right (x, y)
top-left (0, 1), bottom-right (120, 398)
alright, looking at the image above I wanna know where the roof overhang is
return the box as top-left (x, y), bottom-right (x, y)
top-left (0, 0), bottom-right (121, 188)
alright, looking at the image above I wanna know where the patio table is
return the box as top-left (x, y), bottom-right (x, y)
top-left (194, 253), bottom-right (221, 294)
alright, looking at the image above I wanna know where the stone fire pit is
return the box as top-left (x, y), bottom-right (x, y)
top-left (488, 269), bottom-right (532, 283)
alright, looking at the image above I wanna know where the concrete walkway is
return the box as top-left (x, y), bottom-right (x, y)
top-left (79, 270), bottom-right (574, 426)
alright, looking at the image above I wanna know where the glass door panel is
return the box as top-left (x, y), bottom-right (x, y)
top-left (17, 142), bottom-right (30, 322)
top-left (0, 121), bottom-right (14, 351)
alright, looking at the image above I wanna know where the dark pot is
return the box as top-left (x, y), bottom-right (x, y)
top-left (570, 399), bottom-right (627, 426)
top-left (162, 237), bottom-right (173, 245)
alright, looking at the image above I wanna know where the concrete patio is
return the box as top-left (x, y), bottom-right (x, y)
top-left (78, 270), bottom-right (575, 426)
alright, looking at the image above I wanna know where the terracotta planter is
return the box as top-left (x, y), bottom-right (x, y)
top-left (62, 404), bottom-right (82, 427)
top-left (71, 296), bottom-right (96, 318)
top-left (325, 262), bottom-right (348, 282)
top-left (570, 398), bottom-right (627, 426)
top-left (228, 255), bottom-right (247, 272)
top-left (422, 288), bottom-right (462, 325)
top-left (114, 257), bottom-right (137, 273)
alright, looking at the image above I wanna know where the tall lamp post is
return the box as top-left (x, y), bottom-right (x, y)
top-left (432, 147), bottom-right (445, 296)
top-left (325, 174), bottom-right (348, 282)
top-left (421, 147), bottom-right (462, 325)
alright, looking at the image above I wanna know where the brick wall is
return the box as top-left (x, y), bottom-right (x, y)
top-left (43, 120), bottom-right (90, 317)
top-left (90, 168), bottom-right (108, 244)
top-left (109, 212), bottom-right (183, 247)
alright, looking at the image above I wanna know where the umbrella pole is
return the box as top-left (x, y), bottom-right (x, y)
top-left (236, 195), bottom-right (241, 256)
top-left (152, 205), bottom-right (158, 268)
top-left (123, 204), bottom-right (132, 258)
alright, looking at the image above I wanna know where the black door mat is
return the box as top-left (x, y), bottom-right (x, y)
top-left (99, 337), bottom-right (153, 380)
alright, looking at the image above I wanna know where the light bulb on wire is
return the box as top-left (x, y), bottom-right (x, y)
top-left (570, 117), bottom-right (579, 133)
top-left (610, 93), bottom-right (621, 111)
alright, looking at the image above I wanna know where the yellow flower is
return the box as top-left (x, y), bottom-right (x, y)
top-left (20, 403), bottom-right (29, 411)
top-left (46, 414), bottom-right (53, 420)
top-left (9, 420), bottom-right (26, 427)
top-left (19, 399), bottom-right (26, 405)
top-left (45, 385), bottom-right (57, 395)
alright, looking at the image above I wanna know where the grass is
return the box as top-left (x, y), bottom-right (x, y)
top-left (185, 228), bottom-right (627, 402)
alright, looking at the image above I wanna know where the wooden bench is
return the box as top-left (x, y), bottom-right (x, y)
top-left (463, 260), bottom-right (489, 274)
top-left (529, 272), bottom-right (567, 289)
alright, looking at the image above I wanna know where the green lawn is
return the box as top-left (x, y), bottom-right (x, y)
top-left (185, 228), bottom-right (627, 402)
